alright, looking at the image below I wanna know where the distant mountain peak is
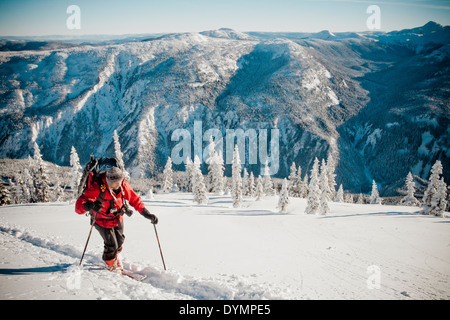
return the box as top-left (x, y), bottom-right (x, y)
top-left (315, 30), bottom-right (336, 40)
top-left (200, 28), bottom-right (254, 40)
top-left (422, 21), bottom-right (442, 30)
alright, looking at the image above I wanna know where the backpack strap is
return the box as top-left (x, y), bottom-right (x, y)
top-left (94, 173), bottom-right (107, 202)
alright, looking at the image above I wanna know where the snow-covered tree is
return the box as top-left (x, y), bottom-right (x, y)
top-left (192, 155), bottom-right (208, 204)
top-left (206, 138), bottom-right (225, 194)
top-left (231, 145), bottom-right (243, 208)
top-left (262, 161), bottom-right (275, 196)
top-left (17, 172), bottom-right (31, 204)
top-left (357, 193), bottom-right (364, 204)
top-left (319, 159), bottom-right (330, 215)
top-left (248, 172), bottom-right (256, 198)
top-left (145, 188), bottom-right (154, 200)
top-left (429, 178), bottom-right (447, 216)
top-left (278, 178), bottom-right (290, 213)
top-left (69, 146), bottom-right (82, 200)
top-left (288, 162), bottom-right (298, 197)
top-left (344, 193), bottom-right (354, 204)
top-left (13, 173), bottom-right (27, 204)
top-left (422, 160), bottom-right (443, 215)
top-left (33, 143), bottom-right (49, 203)
top-left (400, 172), bottom-right (419, 206)
top-left (113, 130), bottom-right (130, 180)
top-left (300, 174), bottom-right (309, 198)
top-left (335, 184), bottom-right (344, 203)
top-left (242, 168), bottom-right (249, 196)
top-left (183, 157), bottom-right (194, 192)
top-left (0, 182), bottom-right (11, 206)
top-left (255, 175), bottom-right (264, 201)
top-left (291, 165), bottom-right (303, 197)
top-left (305, 158), bottom-right (321, 214)
top-left (38, 159), bottom-right (50, 203)
top-left (223, 177), bottom-right (231, 195)
top-left (22, 167), bottom-right (34, 203)
top-left (8, 179), bottom-right (17, 204)
top-left (162, 157), bottom-right (173, 193)
top-left (370, 180), bottom-right (381, 205)
top-left (326, 154), bottom-right (337, 199)
top-left (53, 175), bottom-right (65, 202)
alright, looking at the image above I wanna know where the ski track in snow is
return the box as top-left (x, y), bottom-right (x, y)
top-left (0, 195), bottom-right (449, 300)
top-left (0, 221), bottom-right (282, 300)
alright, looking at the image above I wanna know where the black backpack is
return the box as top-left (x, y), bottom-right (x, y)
top-left (77, 155), bottom-right (133, 218)
top-left (77, 156), bottom-right (120, 198)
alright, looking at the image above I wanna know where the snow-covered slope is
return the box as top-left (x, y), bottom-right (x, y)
top-left (1, 192), bottom-right (449, 300)
top-left (0, 22), bottom-right (449, 195)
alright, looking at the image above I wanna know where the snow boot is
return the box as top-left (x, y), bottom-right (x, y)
top-left (105, 257), bottom-right (122, 273)
top-left (115, 247), bottom-right (123, 271)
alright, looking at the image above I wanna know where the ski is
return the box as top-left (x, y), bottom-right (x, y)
top-left (120, 269), bottom-right (147, 282)
top-left (86, 264), bottom-right (148, 282)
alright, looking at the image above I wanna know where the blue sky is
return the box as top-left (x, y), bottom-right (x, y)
top-left (0, 0), bottom-right (449, 36)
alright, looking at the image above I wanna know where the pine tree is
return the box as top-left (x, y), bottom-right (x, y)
top-left (207, 138), bottom-right (225, 194)
top-left (345, 193), bottom-right (354, 204)
top-left (33, 143), bottom-right (49, 203)
top-left (0, 182), bottom-right (11, 206)
top-left (184, 157), bottom-right (194, 192)
top-left (278, 178), bottom-right (290, 213)
top-left (370, 180), bottom-right (381, 205)
top-left (69, 146), bottom-right (82, 200)
top-left (255, 175), bottom-right (264, 201)
top-left (162, 157), bottom-right (174, 193)
top-left (430, 178), bottom-right (447, 216)
top-left (38, 159), bottom-right (50, 203)
top-left (319, 159), bottom-right (330, 215)
top-left (288, 162), bottom-right (298, 197)
top-left (357, 193), bottom-right (364, 204)
top-left (8, 179), bottom-right (17, 204)
top-left (13, 174), bottom-right (26, 204)
top-left (400, 172), bottom-right (419, 206)
top-left (26, 156), bottom-right (38, 203)
top-left (145, 188), bottom-right (154, 200)
top-left (231, 145), bottom-right (243, 208)
top-left (326, 154), bottom-right (337, 200)
top-left (294, 165), bottom-right (303, 197)
top-left (17, 172), bottom-right (31, 203)
top-left (242, 168), bottom-right (249, 196)
top-left (305, 158), bottom-right (321, 214)
top-left (335, 184), bottom-right (344, 203)
top-left (422, 160), bottom-right (443, 215)
top-left (262, 161), bottom-right (275, 196)
top-left (248, 172), bottom-right (256, 198)
top-left (192, 155), bottom-right (208, 204)
top-left (22, 167), bottom-right (34, 203)
top-left (113, 130), bottom-right (130, 180)
top-left (300, 174), bottom-right (309, 198)
top-left (53, 175), bottom-right (65, 202)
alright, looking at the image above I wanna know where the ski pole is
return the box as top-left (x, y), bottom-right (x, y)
top-left (153, 224), bottom-right (167, 271)
top-left (79, 212), bottom-right (97, 266)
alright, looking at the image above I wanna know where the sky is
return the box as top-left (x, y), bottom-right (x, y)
top-left (0, 0), bottom-right (449, 37)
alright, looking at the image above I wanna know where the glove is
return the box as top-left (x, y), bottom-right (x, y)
top-left (84, 200), bottom-right (104, 212)
top-left (141, 208), bottom-right (158, 224)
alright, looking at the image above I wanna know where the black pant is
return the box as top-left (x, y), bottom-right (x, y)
top-left (94, 222), bottom-right (125, 261)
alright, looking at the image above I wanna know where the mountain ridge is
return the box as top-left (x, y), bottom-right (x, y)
top-left (0, 22), bottom-right (448, 195)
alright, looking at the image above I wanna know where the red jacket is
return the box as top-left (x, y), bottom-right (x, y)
top-left (75, 174), bottom-right (145, 228)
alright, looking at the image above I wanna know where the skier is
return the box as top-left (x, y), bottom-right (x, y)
top-left (75, 166), bottom-right (158, 272)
